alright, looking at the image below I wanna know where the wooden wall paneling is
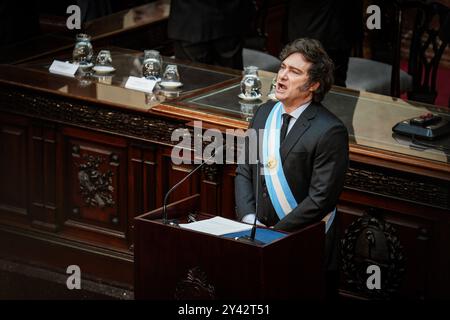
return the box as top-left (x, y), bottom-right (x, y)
top-left (163, 158), bottom-right (199, 205)
top-left (436, 218), bottom-right (450, 299)
top-left (0, 114), bottom-right (28, 222)
top-left (221, 164), bottom-right (238, 220)
top-left (0, 227), bottom-right (134, 287)
top-left (127, 142), bottom-right (157, 250)
top-left (38, 125), bottom-right (58, 231)
top-left (200, 164), bottom-right (221, 215)
top-left (28, 122), bottom-right (59, 232)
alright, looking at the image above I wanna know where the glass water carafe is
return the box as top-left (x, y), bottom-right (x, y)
top-left (240, 66), bottom-right (262, 98)
top-left (143, 50), bottom-right (163, 79)
top-left (72, 34), bottom-right (93, 67)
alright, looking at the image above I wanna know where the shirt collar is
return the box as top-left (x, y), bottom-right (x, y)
top-left (282, 101), bottom-right (312, 120)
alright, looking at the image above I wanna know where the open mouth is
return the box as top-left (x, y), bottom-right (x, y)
top-left (277, 83), bottom-right (287, 91)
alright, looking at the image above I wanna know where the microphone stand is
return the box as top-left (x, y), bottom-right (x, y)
top-left (237, 160), bottom-right (264, 245)
top-left (162, 145), bottom-right (223, 225)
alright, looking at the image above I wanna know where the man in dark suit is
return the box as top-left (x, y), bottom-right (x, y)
top-left (235, 38), bottom-right (349, 299)
top-left (167, 0), bottom-right (254, 69)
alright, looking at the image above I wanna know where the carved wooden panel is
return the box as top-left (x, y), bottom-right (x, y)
top-left (0, 117), bottom-right (28, 220)
top-left (64, 133), bottom-right (127, 235)
top-left (339, 205), bottom-right (435, 299)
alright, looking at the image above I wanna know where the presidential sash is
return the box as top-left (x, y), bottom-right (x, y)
top-left (262, 102), bottom-right (335, 233)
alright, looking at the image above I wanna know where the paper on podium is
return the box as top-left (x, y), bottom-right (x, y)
top-left (179, 216), bottom-right (252, 236)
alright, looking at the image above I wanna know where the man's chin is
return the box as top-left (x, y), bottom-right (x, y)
top-left (275, 92), bottom-right (284, 101)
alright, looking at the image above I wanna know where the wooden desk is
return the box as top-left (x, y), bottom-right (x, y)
top-left (0, 49), bottom-right (239, 287)
top-left (0, 49), bottom-right (449, 299)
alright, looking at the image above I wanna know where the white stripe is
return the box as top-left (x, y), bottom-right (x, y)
top-left (271, 172), bottom-right (294, 214)
top-left (267, 107), bottom-right (278, 158)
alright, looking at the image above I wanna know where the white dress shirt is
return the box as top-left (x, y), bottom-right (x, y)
top-left (281, 101), bottom-right (311, 137)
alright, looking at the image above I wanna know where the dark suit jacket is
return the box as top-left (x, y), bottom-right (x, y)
top-left (235, 100), bottom-right (349, 270)
top-left (168, 0), bottom-right (253, 43)
top-left (287, 0), bottom-right (363, 52)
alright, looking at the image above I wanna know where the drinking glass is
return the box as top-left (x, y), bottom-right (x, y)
top-left (142, 50), bottom-right (162, 79)
top-left (162, 65), bottom-right (180, 83)
top-left (95, 50), bottom-right (113, 67)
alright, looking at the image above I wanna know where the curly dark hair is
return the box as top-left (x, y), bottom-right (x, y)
top-left (279, 38), bottom-right (334, 102)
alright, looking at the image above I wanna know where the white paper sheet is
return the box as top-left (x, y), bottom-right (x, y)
top-left (49, 60), bottom-right (78, 77)
top-left (179, 216), bottom-right (252, 236)
top-left (125, 76), bottom-right (156, 93)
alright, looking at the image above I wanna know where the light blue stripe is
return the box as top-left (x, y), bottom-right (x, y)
top-left (262, 102), bottom-right (298, 220)
top-left (263, 103), bottom-right (285, 220)
top-left (325, 208), bottom-right (336, 233)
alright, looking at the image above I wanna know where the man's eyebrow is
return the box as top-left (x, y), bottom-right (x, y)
top-left (282, 63), bottom-right (303, 73)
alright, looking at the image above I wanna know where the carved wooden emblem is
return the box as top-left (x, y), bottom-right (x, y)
top-left (174, 267), bottom-right (216, 300)
top-left (202, 163), bottom-right (219, 182)
top-left (77, 154), bottom-right (115, 208)
top-left (341, 210), bottom-right (405, 299)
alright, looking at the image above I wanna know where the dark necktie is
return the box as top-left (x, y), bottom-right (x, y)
top-left (280, 113), bottom-right (292, 144)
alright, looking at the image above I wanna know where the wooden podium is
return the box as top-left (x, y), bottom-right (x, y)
top-left (134, 194), bottom-right (326, 300)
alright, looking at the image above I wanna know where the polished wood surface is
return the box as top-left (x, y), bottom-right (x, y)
top-left (176, 71), bottom-right (450, 169)
top-left (1, 50), bottom-right (239, 113)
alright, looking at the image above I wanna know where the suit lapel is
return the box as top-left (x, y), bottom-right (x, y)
top-left (280, 102), bottom-right (318, 162)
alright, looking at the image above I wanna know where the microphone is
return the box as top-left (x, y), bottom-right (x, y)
top-left (162, 144), bottom-right (224, 225)
top-left (237, 160), bottom-right (264, 245)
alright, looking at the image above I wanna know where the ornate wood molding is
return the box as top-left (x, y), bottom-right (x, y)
top-left (345, 165), bottom-right (449, 210)
top-left (202, 164), bottom-right (219, 182)
top-left (77, 154), bottom-right (115, 208)
top-left (174, 267), bottom-right (216, 300)
top-left (341, 209), bottom-right (406, 299)
top-left (0, 88), bottom-right (189, 145)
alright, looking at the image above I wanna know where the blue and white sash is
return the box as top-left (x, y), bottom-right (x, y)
top-left (261, 102), bottom-right (335, 233)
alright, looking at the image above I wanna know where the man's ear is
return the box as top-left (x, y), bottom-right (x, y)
top-left (309, 82), bottom-right (320, 92)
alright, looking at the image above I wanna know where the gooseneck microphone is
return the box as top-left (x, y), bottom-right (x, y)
top-left (237, 160), bottom-right (264, 245)
top-left (162, 144), bottom-right (224, 225)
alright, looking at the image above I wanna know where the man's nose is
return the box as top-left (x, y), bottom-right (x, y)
top-left (278, 68), bottom-right (288, 79)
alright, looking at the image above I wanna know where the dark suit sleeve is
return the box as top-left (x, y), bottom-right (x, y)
top-left (274, 123), bottom-right (349, 231)
top-left (235, 155), bottom-right (255, 220)
top-left (234, 106), bottom-right (262, 220)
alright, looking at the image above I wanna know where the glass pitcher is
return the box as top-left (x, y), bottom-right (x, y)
top-left (268, 76), bottom-right (278, 101)
top-left (143, 50), bottom-right (163, 79)
top-left (72, 34), bottom-right (93, 67)
top-left (240, 66), bottom-right (262, 98)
